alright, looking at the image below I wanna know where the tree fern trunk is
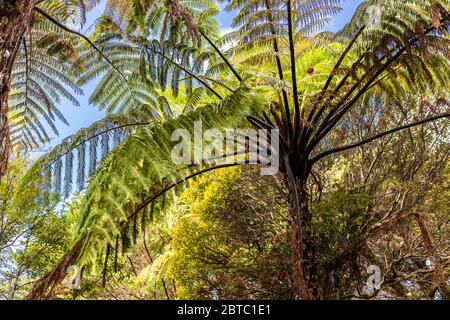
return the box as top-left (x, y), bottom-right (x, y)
top-left (286, 176), bottom-right (318, 300)
top-left (0, 0), bottom-right (34, 178)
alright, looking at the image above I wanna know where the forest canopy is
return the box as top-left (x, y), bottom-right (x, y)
top-left (0, 0), bottom-right (449, 300)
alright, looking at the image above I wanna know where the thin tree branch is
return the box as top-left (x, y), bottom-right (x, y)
top-left (202, 75), bottom-right (235, 93)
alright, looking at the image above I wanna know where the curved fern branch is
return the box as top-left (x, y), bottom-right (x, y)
top-left (34, 6), bottom-right (128, 83)
top-left (287, 0), bottom-right (301, 153)
top-left (199, 29), bottom-right (242, 82)
top-left (47, 120), bottom-right (153, 167)
top-left (140, 42), bottom-right (224, 99)
top-left (310, 113), bottom-right (450, 165)
top-left (125, 162), bottom-right (242, 223)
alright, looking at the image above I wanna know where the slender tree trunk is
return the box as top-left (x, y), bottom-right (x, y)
top-left (0, 0), bottom-right (34, 178)
top-left (286, 176), bottom-right (318, 300)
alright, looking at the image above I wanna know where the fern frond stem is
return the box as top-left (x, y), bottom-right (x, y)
top-left (367, 65), bottom-right (403, 91)
top-left (307, 48), bottom-right (405, 154)
top-left (162, 53), bottom-right (223, 99)
top-left (307, 22), bottom-right (442, 153)
top-left (246, 116), bottom-right (288, 151)
top-left (287, 0), bottom-right (301, 151)
top-left (304, 54), bottom-right (371, 147)
top-left (310, 34), bottom-right (408, 136)
top-left (202, 76), bottom-right (235, 93)
top-left (34, 7), bottom-right (128, 84)
top-left (322, 21), bottom-right (440, 130)
top-left (143, 45), bottom-right (223, 99)
top-left (126, 163), bottom-right (243, 222)
top-left (300, 26), bottom-right (365, 147)
top-left (47, 121), bottom-right (152, 167)
top-left (23, 38), bottom-right (31, 123)
top-left (310, 113), bottom-right (450, 165)
top-left (265, 0), bottom-right (292, 143)
top-left (199, 30), bottom-right (242, 82)
top-left (304, 28), bottom-right (406, 145)
top-left (306, 53), bottom-right (365, 137)
top-left (323, 26), bottom-right (365, 94)
top-left (247, 115), bottom-right (275, 130)
top-left (319, 24), bottom-right (439, 137)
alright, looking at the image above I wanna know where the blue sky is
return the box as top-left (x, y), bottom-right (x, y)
top-left (39, 0), bottom-right (362, 152)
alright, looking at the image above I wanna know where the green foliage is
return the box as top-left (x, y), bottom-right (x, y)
top-left (223, 0), bottom-right (341, 63)
top-left (168, 166), bottom-right (292, 299)
top-left (313, 188), bottom-right (371, 258)
top-left (0, 153), bottom-right (71, 299)
top-left (19, 104), bottom-right (158, 198)
top-left (14, 203), bottom-right (76, 279)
